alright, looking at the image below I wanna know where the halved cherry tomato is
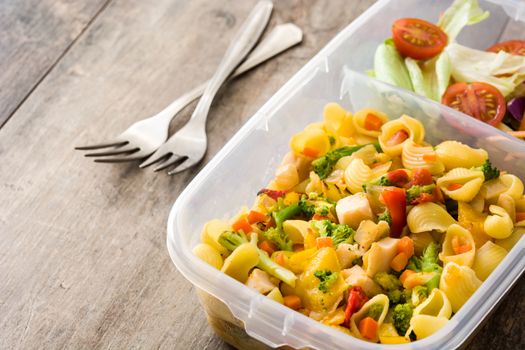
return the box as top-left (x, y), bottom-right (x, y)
top-left (442, 82), bottom-right (506, 126)
top-left (386, 169), bottom-right (410, 187)
top-left (412, 168), bottom-right (433, 186)
top-left (487, 40), bottom-right (525, 56)
top-left (344, 286), bottom-right (369, 326)
top-left (386, 129), bottom-right (409, 146)
top-left (411, 192), bottom-right (434, 205)
top-left (392, 18), bottom-right (448, 60)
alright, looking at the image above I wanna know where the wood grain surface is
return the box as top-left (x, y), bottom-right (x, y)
top-left (0, 0), bottom-right (523, 349)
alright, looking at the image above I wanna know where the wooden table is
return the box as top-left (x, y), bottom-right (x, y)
top-left (0, 0), bottom-right (523, 349)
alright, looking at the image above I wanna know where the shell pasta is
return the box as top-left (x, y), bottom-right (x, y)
top-left (194, 103), bottom-right (523, 344)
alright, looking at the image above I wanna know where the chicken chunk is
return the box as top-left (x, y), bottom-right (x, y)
top-left (246, 269), bottom-right (278, 294)
top-left (342, 265), bottom-right (382, 296)
top-left (335, 193), bottom-right (374, 229)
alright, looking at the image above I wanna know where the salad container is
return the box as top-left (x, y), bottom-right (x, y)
top-left (167, 0), bottom-right (525, 349)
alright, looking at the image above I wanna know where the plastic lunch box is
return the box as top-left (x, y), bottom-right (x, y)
top-left (167, 0), bottom-right (525, 349)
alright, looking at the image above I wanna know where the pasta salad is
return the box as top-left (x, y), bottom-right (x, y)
top-left (193, 103), bottom-right (524, 344)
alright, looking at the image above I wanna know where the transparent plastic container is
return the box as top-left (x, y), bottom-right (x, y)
top-left (167, 0), bottom-right (525, 349)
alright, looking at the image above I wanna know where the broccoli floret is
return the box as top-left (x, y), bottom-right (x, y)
top-left (311, 220), bottom-right (355, 246)
top-left (314, 270), bottom-right (339, 293)
top-left (312, 143), bottom-right (381, 179)
top-left (474, 159), bottom-right (500, 181)
top-left (406, 242), bottom-right (442, 291)
top-left (393, 303), bottom-right (413, 335)
top-left (387, 288), bottom-right (412, 305)
top-left (298, 197), bottom-right (316, 218)
top-left (377, 211), bottom-right (392, 225)
top-left (373, 272), bottom-right (402, 291)
top-left (264, 227), bottom-right (293, 251)
top-left (412, 286), bottom-right (428, 306)
top-left (329, 135), bottom-right (336, 145)
top-left (315, 204), bottom-right (331, 216)
top-left (218, 231), bottom-right (297, 287)
top-left (406, 184), bottom-right (435, 203)
top-left (366, 303), bottom-right (384, 321)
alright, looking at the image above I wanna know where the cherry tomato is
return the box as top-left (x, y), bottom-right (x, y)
top-left (487, 40), bottom-right (525, 56)
top-left (386, 169), bottom-right (410, 187)
top-left (392, 18), bottom-right (448, 60)
top-left (412, 168), bottom-right (433, 186)
top-left (442, 82), bottom-right (506, 126)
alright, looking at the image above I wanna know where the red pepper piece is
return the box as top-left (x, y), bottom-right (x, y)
top-left (257, 188), bottom-right (287, 200)
top-left (382, 187), bottom-right (407, 238)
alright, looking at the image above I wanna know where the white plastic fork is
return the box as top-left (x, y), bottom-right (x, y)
top-left (76, 21), bottom-right (303, 162)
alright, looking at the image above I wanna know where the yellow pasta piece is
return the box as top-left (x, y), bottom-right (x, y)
top-left (221, 241), bottom-right (259, 283)
top-left (497, 193), bottom-right (516, 223)
top-left (267, 287), bottom-right (284, 304)
top-left (471, 241), bottom-right (507, 281)
top-left (407, 202), bottom-right (457, 233)
top-left (500, 174), bottom-right (524, 200)
top-left (439, 262), bottom-right (482, 313)
top-left (323, 102), bottom-right (355, 137)
top-left (435, 140), bottom-right (488, 170)
top-left (484, 205), bottom-right (513, 239)
top-left (378, 115), bottom-right (425, 156)
top-left (192, 243), bottom-right (224, 270)
top-left (349, 294), bottom-right (390, 343)
top-left (402, 140), bottom-right (445, 175)
top-left (283, 220), bottom-right (309, 244)
top-left (436, 168), bottom-right (484, 202)
top-left (274, 163), bottom-right (300, 190)
top-left (481, 178), bottom-right (508, 201)
top-left (439, 224), bottom-right (475, 267)
top-left (352, 108), bottom-right (390, 137)
top-left (409, 315), bottom-right (449, 340)
top-left (290, 128), bottom-right (331, 158)
top-left (413, 288), bottom-right (452, 319)
top-left (457, 202), bottom-right (492, 248)
top-left (496, 227), bottom-right (524, 251)
top-left (344, 158), bottom-right (372, 194)
top-left (201, 219), bottom-right (231, 255)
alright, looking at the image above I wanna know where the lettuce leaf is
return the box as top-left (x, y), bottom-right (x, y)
top-left (405, 52), bottom-right (451, 101)
top-left (446, 43), bottom-right (525, 96)
top-left (374, 39), bottom-right (413, 91)
top-left (437, 0), bottom-right (490, 42)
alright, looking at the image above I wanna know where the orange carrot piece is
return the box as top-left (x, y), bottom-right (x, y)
top-left (516, 212), bottom-right (525, 222)
top-left (399, 269), bottom-right (415, 285)
top-left (232, 215), bottom-right (253, 233)
top-left (359, 317), bottom-right (379, 340)
top-left (259, 240), bottom-right (277, 256)
top-left (452, 236), bottom-right (472, 255)
top-left (316, 236), bottom-right (333, 249)
top-left (312, 213), bottom-right (329, 221)
top-left (447, 183), bottom-right (463, 191)
top-left (390, 252), bottom-right (409, 272)
top-left (302, 147), bottom-right (319, 158)
top-left (397, 236), bottom-right (414, 257)
top-left (364, 113), bottom-right (383, 131)
top-left (274, 252), bottom-right (287, 267)
top-left (283, 295), bottom-right (302, 310)
top-left (423, 152), bottom-right (437, 162)
top-left (247, 210), bottom-right (267, 224)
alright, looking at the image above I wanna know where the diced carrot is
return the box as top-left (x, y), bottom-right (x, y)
top-left (412, 167), bottom-right (433, 186)
top-left (452, 236), bottom-right (472, 255)
top-left (447, 183), bottom-right (463, 191)
top-left (399, 269), bottom-right (415, 285)
top-left (283, 295), bottom-right (302, 310)
top-left (386, 129), bottom-right (409, 146)
top-left (316, 236), bottom-right (333, 249)
top-left (247, 210), bottom-right (267, 224)
top-left (364, 113), bottom-right (383, 131)
top-left (232, 215), bottom-right (253, 233)
top-left (259, 240), bottom-right (277, 256)
top-left (411, 192), bottom-right (434, 205)
top-left (516, 212), bottom-right (525, 222)
top-left (390, 252), bottom-right (409, 272)
top-left (397, 237), bottom-right (414, 257)
top-left (422, 152), bottom-right (437, 163)
top-left (359, 317), bottom-right (379, 340)
top-left (312, 214), bottom-right (329, 221)
top-left (303, 147), bottom-right (319, 158)
top-left (274, 252), bottom-right (288, 267)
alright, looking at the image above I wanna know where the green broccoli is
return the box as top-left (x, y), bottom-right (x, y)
top-left (387, 288), bottom-right (412, 305)
top-left (272, 203), bottom-right (302, 228)
top-left (393, 303), bottom-right (413, 335)
top-left (298, 196), bottom-right (316, 218)
top-left (406, 184), bottom-right (435, 203)
top-left (366, 303), bottom-right (384, 320)
top-left (474, 159), bottom-right (500, 181)
top-left (311, 220), bottom-right (355, 246)
top-left (411, 286), bottom-right (428, 306)
top-left (218, 231), bottom-right (297, 287)
top-left (373, 272), bottom-right (402, 291)
top-left (312, 143), bottom-right (381, 179)
top-left (406, 242), bottom-right (442, 291)
top-left (377, 211), bottom-right (392, 225)
top-left (264, 227), bottom-right (293, 251)
top-left (314, 270), bottom-right (339, 293)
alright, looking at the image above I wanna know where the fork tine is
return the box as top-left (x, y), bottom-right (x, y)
top-left (93, 155), bottom-right (146, 163)
top-left (139, 152), bottom-right (168, 169)
top-left (167, 158), bottom-right (195, 175)
top-left (153, 155), bottom-right (185, 172)
top-left (84, 146), bottom-right (138, 158)
top-left (75, 141), bottom-right (127, 150)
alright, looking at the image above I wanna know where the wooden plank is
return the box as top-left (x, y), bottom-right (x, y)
top-left (0, 0), bottom-right (110, 128)
top-left (0, 0), bottom-right (523, 349)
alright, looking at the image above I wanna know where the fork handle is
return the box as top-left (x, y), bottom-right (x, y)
top-left (189, 0), bottom-right (273, 127)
